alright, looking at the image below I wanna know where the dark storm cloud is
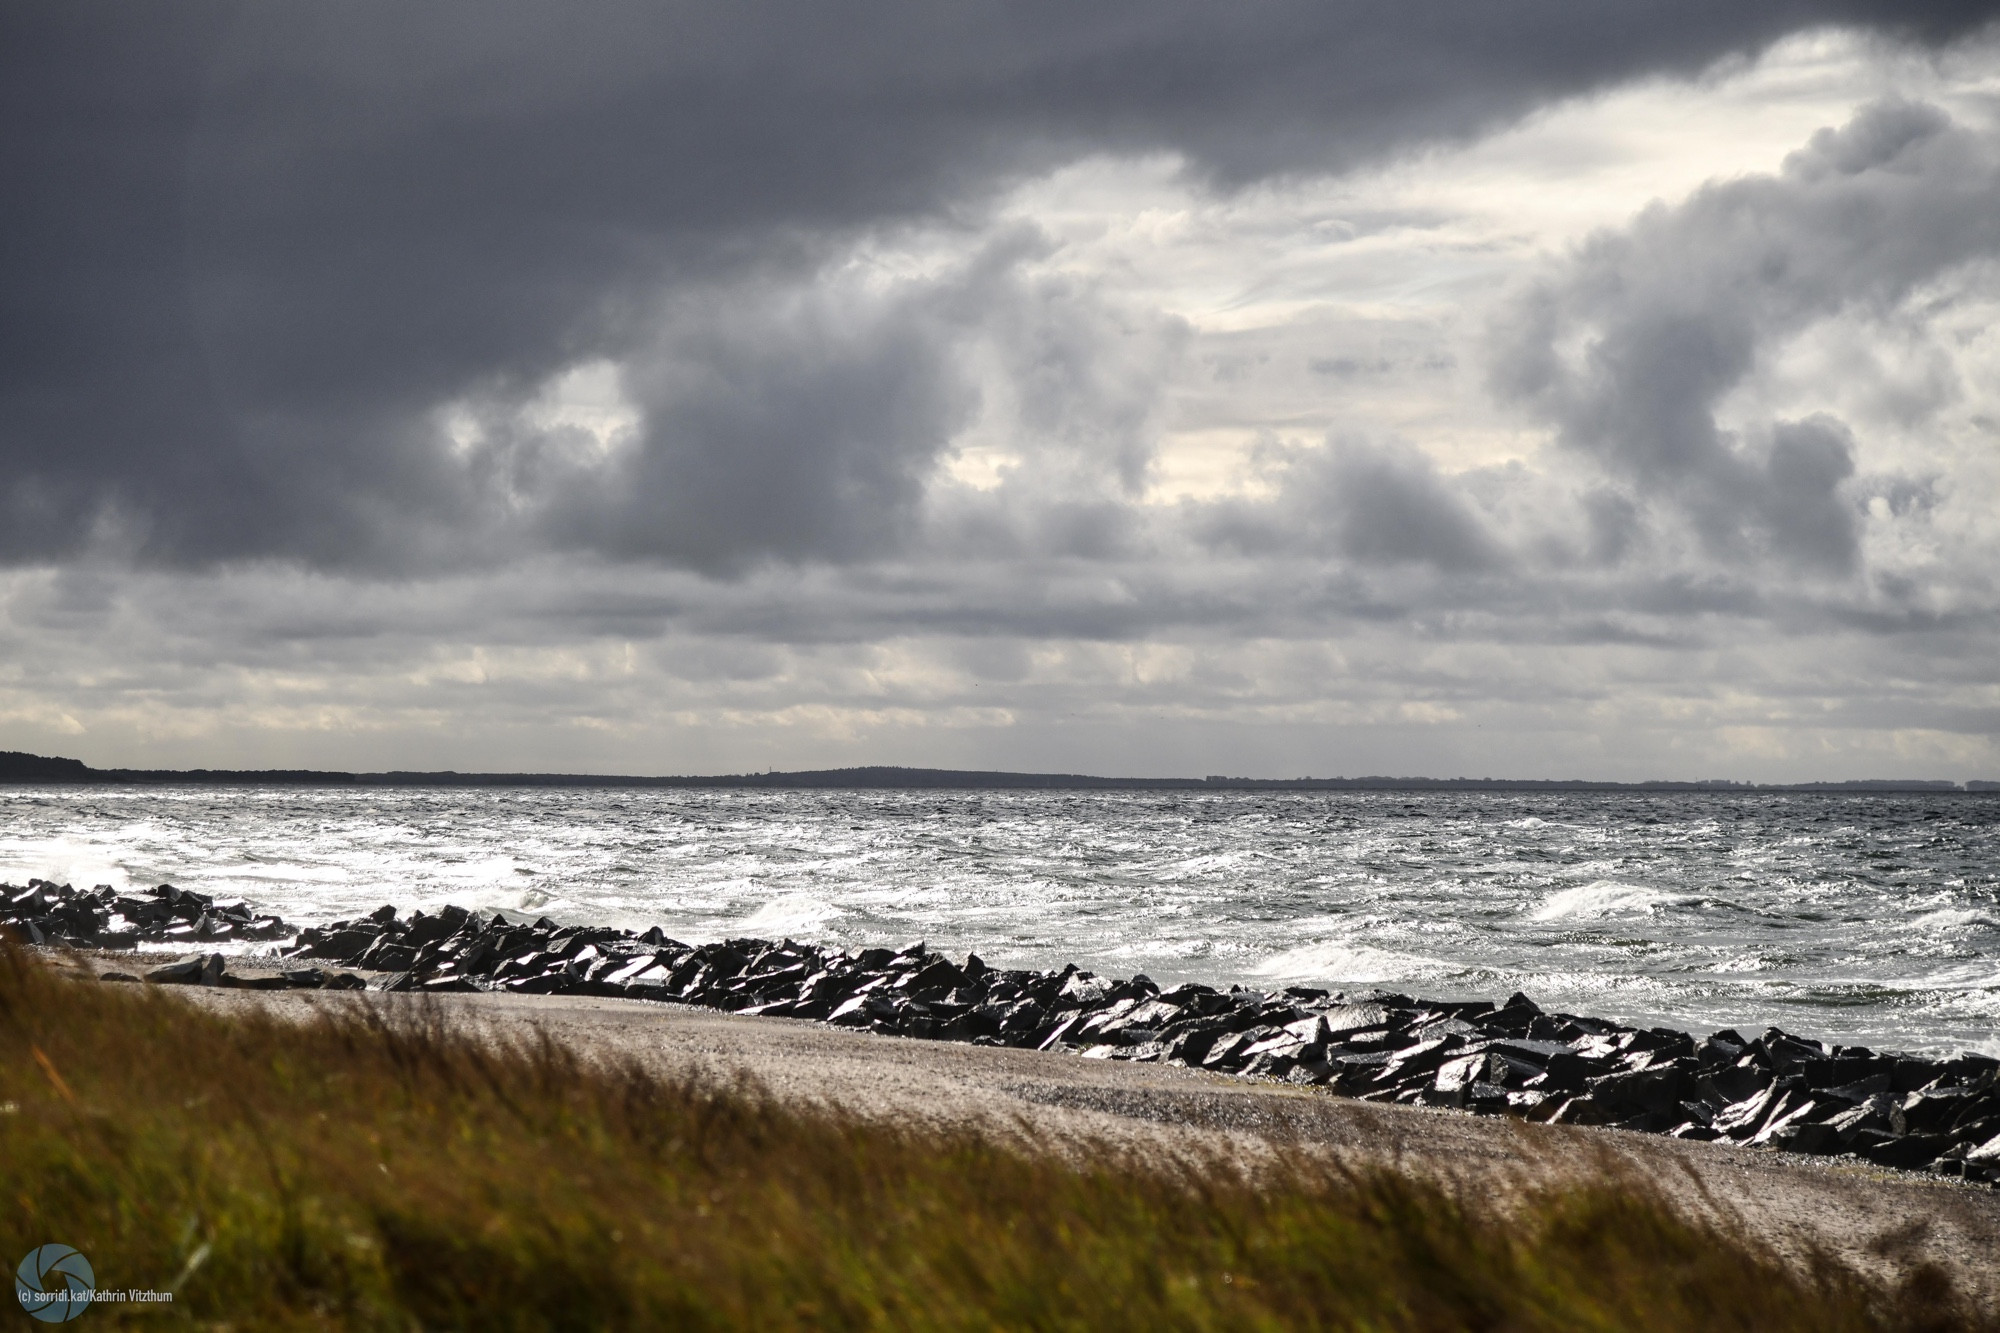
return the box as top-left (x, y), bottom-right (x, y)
top-left (460, 225), bottom-right (1189, 572)
top-left (518, 267), bottom-right (978, 574)
top-left (3, 0), bottom-right (1994, 573)
top-left (1195, 439), bottom-right (1505, 572)
top-left (1491, 98), bottom-right (2000, 576)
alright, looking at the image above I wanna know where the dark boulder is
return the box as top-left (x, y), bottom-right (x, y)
top-left (218, 969), bottom-right (294, 991)
top-left (1547, 1095), bottom-right (1619, 1127)
top-left (1864, 1134), bottom-right (1950, 1170)
top-left (41, 880), bottom-right (1998, 1188)
top-left (359, 939), bottom-right (418, 973)
top-left (1700, 1059), bottom-right (1773, 1107)
top-left (1589, 1064), bottom-right (1699, 1118)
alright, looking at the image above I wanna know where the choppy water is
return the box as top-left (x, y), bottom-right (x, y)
top-left (2, 785), bottom-right (1996, 1056)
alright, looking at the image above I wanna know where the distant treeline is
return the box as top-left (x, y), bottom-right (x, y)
top-left (0, 750), bottom-right (1993, 793)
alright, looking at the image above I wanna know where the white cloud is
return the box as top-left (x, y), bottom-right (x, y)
top-left (6, 26), bottom-right (2000, 779)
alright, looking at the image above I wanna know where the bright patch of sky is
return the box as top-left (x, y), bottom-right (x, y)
top-left (923, 30), bottom-right (2000, 499)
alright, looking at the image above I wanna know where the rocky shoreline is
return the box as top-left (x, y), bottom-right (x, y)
top-left (9, 875), bottom-right (1999, 1186)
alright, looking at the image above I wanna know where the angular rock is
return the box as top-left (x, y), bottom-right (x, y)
top-left (26, 877), bottom-right (1995, 1188)
top-left (143, 957), bottom-right (207, 984)
top-left (1590, 1064), bottom-right (1699, 1118)
top-left (1701, 1059), bottom-right (1774, 1107)
top-left (1547, 1095), bottom-right (1619, 1127)
top-left (1670, 1122), bottom-right (1723, 1141)
top-left (218, 969), bottom-right (295, 991)
top-left (1864, 1134), bottom-right (1950, 1170)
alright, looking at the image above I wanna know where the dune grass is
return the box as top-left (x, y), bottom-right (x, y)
top-left (0, 946), bottom-right (1987, 1331)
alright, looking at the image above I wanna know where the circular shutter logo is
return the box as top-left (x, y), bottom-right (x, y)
top-left (15, 1245), bottom-right (95, 1323)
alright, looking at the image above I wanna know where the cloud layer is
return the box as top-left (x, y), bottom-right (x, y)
top-left (1494, 98), bottom-right (2000, 578)
top-left (3, 6), bottom-right (1999, 776)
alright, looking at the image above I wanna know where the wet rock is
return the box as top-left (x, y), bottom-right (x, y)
top-left (604, 955), bottom-right (674, 987)
top-left (1700, 1059), bottom-right (1773, 1106)
top-left (1902, 1085), bottom-right (1978, 1136)
top-left (1610, 1109), bottom-right (1682, 1134)
top-left (142, 957), bottom-right (207, 984)
top-left (290, 926), bottom-right (378, 964)
top-left (1750, 1097), bottom-right (1827, 1150)
top-left (218, 968), bottom-right (295, 991)
top-left (1590, 1064), bottom-right (1700, 1118)
top-left (398, 912), bottom-right (457, 951)
top-left (1948, 1117), bottom-right (2000, 1159)
top-left (1379, 1036), bottom-right (1463, 1083)
top-left (42, 880), bottom-right (1997, 1185)
top-left (1864, 1134), bottom-right (1950, 1170)
top-left (1200, 1029), bottom-right (1267, 1071)
top-left (1670, 1122), bottom-right (1723, 1141)
top-left (1715, 1083), bottom-right (1804, 1140)
top-left (1431, 1052), bottom-right (1490, 1106)
top-left (1330, 1051), bottom-right (1395, 1090)
top-left (1802, 1054), bottom-right (1896, 1088)
top-left (1695, 1030), bottom-right (1747, 1070)
top-left (140, 952), bottom-right (226, 986)
top-left (359, 938), bottom-right (419, 972)
top-left (1239, 1050), bottom-right (1298, 1079)
top-left (1315, 1002), bottom-right (1390, 1036)
top-left (3, 879), bottom-right (298, 950)
top-left (829, 993), bottom-right (899, 1028)
top-left (1547, 1095), bottom-right (1619, 1127)
top-left (1058, 971), bottom-right (1113, 1007)
top-left (937, 1005), bottom-right (1005, 1041)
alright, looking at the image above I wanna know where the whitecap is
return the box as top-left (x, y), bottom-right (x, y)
top-left (1910, 960), bottom-right (2000, 992)
top-left (1251, 941), bottom-right (1446, 985)
top-left (0, 836), bottom-right (142, 893)
top-left (738, 895), bottom-right (841, 936)
top-left (1171, 852), bottom-right (1254, 873)
top-left (1529, 880), bottom-right (1692, 921)
top-left (1909, 908), bottom-right (2000, 934)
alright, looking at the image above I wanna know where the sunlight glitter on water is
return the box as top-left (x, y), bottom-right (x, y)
top-left (1, 785), bottom-right (1995, 1056)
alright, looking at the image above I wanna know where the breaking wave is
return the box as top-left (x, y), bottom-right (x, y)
top-left (1252, 942), bottom-right (1451, 985)
top-left (1530, 880), bottom-right (1693, 921)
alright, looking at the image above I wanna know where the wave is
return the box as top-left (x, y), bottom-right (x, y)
top-left (1529, 880), bottom-right (1694, 921)
top-left (0, 837), bottom-right (143, 894)
top-left (1251, 941), bottom-right (1449, 985)
top-left (1907, 959), bottom-right (2000, 992)
top-left (739, 895), bottom-right (841, 936)
top-left (1908, 908), bottom-right (2000, 934)
top-left (3, 784), bottom-right (1992, 1055)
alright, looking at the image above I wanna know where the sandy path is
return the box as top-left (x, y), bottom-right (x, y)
top-left (155, 982), bottom-right (2000, 1301)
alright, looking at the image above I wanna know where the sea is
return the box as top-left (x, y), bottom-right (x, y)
top-left (2, 785), bottom-right (1996, 1058)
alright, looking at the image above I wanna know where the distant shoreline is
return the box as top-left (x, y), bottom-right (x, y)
top-left (1, 748), bottom-right (1994, 792)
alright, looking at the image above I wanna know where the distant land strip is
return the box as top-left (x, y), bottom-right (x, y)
top-left (1, 750), bottom-right (1994, 793)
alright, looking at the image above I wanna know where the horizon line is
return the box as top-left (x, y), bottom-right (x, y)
top-left (0, 750), bottom-right (1994, 793)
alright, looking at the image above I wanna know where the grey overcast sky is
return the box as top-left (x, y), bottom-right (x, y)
top-left (5, 1), bottom-right (2000, 780)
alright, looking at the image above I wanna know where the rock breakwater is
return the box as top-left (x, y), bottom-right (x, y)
top-left (9, 877), bottom-right (1999, 1185)
top-left (1, 877), bottom-right (291, 947)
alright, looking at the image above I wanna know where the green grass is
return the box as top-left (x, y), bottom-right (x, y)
top-left (1, 944), bottom-right (1986, 1332)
